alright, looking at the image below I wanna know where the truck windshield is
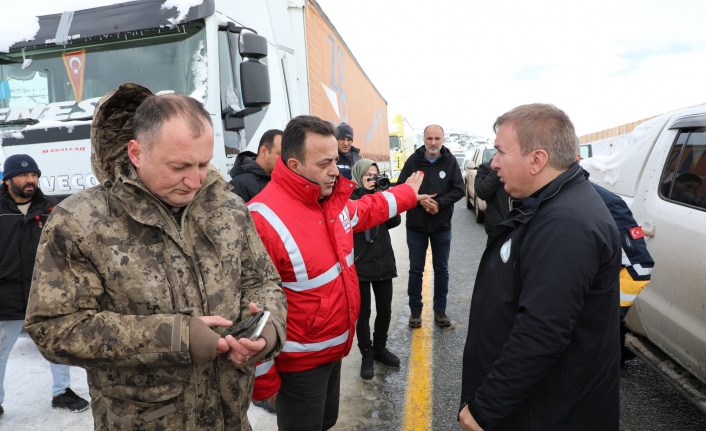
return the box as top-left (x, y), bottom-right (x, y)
top-left (389, 136), bottom-right (400, 150)
top-left (0, 22), bottom-right (207, 126)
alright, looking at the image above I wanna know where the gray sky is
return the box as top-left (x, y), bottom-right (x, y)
top-left (316, 0), bottom-right (706, 137)
top-left (4, 1), bottom-right (705, 139)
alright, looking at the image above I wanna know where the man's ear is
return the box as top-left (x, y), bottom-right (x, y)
top-left (529, 149), bottom-right (549, 175)
top-left (127, 139), bottom-right (142, 169)
top-left (286, 158), bottom-right (301, 173)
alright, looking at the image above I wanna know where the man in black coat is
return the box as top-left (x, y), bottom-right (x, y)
top-left (459, 105), bottom-right (621, 431)
top-left (335, 122), bottom-right (361, 180)
top-left (229, 129), bottom-right (282, 202)
top-left (397, 124), bottom-right (465, 328)
top-left (0, 154), bottom-right (89, 415)
top-left (474, 161), bottom-right (511, 244)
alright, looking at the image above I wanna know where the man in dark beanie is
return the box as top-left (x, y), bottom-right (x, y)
top-left (336, 122), bottom-right (361, 179)
top-left (0, 154), bottom-right (90, 415)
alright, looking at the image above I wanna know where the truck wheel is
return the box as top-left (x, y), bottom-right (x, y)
top-left (474, 197), bottom-right (485, 223)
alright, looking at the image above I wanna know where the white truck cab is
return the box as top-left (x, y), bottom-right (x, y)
top-left (583, 106), bottom-right (706, 413)
top-left (0, 0), bottom-right (285, 199)
top-left (2, 0), bottom-right (392, 201)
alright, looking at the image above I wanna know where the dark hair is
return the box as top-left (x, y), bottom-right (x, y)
top-left (258, 129), bottom-right (283, 152)
top-left (133, 93), bottom-right (212, 148)
top-left (675, 172), bottom-right (703, 185)
top-left (281, 115), bottom-right (336, 164)
top-left (493, 103), bottom-right (578, 169)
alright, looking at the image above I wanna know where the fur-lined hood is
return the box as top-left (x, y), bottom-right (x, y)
top-left (90, 83), bottom-right (153, 189)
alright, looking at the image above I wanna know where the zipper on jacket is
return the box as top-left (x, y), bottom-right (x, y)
top-left (156, 251), bottom-right (183, 314)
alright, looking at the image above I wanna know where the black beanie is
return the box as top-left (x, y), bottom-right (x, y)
top-left (3, 154), bottom-right (41, 180)
top-left (336, 122), bottom-right (354, 140)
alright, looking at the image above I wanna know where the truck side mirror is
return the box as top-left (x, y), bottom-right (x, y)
top-left (222, 24), bottom-right (271, 133)
top-left (239, 31), bottom-right (270, 109)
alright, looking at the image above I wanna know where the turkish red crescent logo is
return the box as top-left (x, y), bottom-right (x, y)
top-left (62, 50), bottom-right (86, 102)
top-left (629, 226), bottom-right (645, 240)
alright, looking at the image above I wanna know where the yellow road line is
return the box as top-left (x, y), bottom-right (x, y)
top-left (403, 253), bottom-right (434, 430)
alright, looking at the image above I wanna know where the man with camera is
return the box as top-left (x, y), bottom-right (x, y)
top-left (397, 124), bottom-right (465, 329)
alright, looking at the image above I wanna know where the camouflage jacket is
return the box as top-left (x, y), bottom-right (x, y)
top-left (25, 84), bottom-right (287, 431)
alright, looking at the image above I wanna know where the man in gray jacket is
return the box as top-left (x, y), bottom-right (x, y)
top-left (26, 83), bottom-right (287, 431)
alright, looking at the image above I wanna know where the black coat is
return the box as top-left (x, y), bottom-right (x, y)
top-left (461, 163), bottom-right (621, 431)
top-left (474, 162), bottom-right (511, 237)
top-left (337, 147), bottom-right (362, 180)
top-left (0, 185), bottom-right (56, 320)
top-left (397, 146), bottom-right (465, 232)
top-left (350, 187), bottom-right (400, 281)
top-left (228, 151), bottom-right (271, 202)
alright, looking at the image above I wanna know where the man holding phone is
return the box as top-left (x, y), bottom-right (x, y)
top-left (25, 84), bottom-right (287, 431)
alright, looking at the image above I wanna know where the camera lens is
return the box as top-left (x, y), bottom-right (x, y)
top-left (378, 177), bottom-right (390, 191)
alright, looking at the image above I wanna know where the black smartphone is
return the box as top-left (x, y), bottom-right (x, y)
top-left (222, 310), bottom-right (268, 339)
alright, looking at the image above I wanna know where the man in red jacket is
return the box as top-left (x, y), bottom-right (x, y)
top-left (248, 115), bottom-right (425, 430)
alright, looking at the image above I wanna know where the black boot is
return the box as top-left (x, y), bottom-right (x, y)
top-left (360, 344), bottom-right (375, 380)
top-left (374, 348), bottom-right (400, 367)
top-left (373, 336), bottom-right (400, 367)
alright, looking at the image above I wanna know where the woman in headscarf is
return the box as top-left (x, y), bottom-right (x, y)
top-left (351, 159), bottom-right (401, 379)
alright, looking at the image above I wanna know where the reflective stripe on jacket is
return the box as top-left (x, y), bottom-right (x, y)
top-left (591, 181), bottom-right (654, 307)
top-left (249, 157), bottom-right (417, 398)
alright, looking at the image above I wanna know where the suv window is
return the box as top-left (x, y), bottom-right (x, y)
top-left (482, 148), bottom-right (497, 164)
top-left (659, 128), bottom-right (706, 209)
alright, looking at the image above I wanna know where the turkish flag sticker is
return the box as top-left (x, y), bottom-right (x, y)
top-left (62, 50), bottom-right (86, 102)
top-left (629, 226), bottom-right (645, 240)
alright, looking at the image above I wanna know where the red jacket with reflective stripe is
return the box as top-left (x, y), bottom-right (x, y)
top-left (249, 158), bottom-right (416, 380)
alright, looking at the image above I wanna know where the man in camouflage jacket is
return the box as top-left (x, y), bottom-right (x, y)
top-left (25, 83), bottom-right (287, 431)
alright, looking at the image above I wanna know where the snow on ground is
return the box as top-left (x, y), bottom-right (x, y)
top-left (1, 332), bottom-right (277, 430)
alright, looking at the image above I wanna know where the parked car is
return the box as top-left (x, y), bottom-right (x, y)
top-left (452, 152), bottom-right (466, 178)
top-left (464, 144), bottom-right (497, 222)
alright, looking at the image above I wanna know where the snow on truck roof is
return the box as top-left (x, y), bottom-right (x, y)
top-left (0, 0), bottom-right (204, 53)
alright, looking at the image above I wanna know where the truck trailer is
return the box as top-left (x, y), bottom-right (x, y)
top-left (0, 0), bottom-right (390, 198)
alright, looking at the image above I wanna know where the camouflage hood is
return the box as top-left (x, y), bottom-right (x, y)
top-left (90, 83), bottom-right (153, 189)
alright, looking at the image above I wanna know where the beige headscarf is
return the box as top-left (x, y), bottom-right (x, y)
top-left (351, 159), bottom-right (377, 189)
